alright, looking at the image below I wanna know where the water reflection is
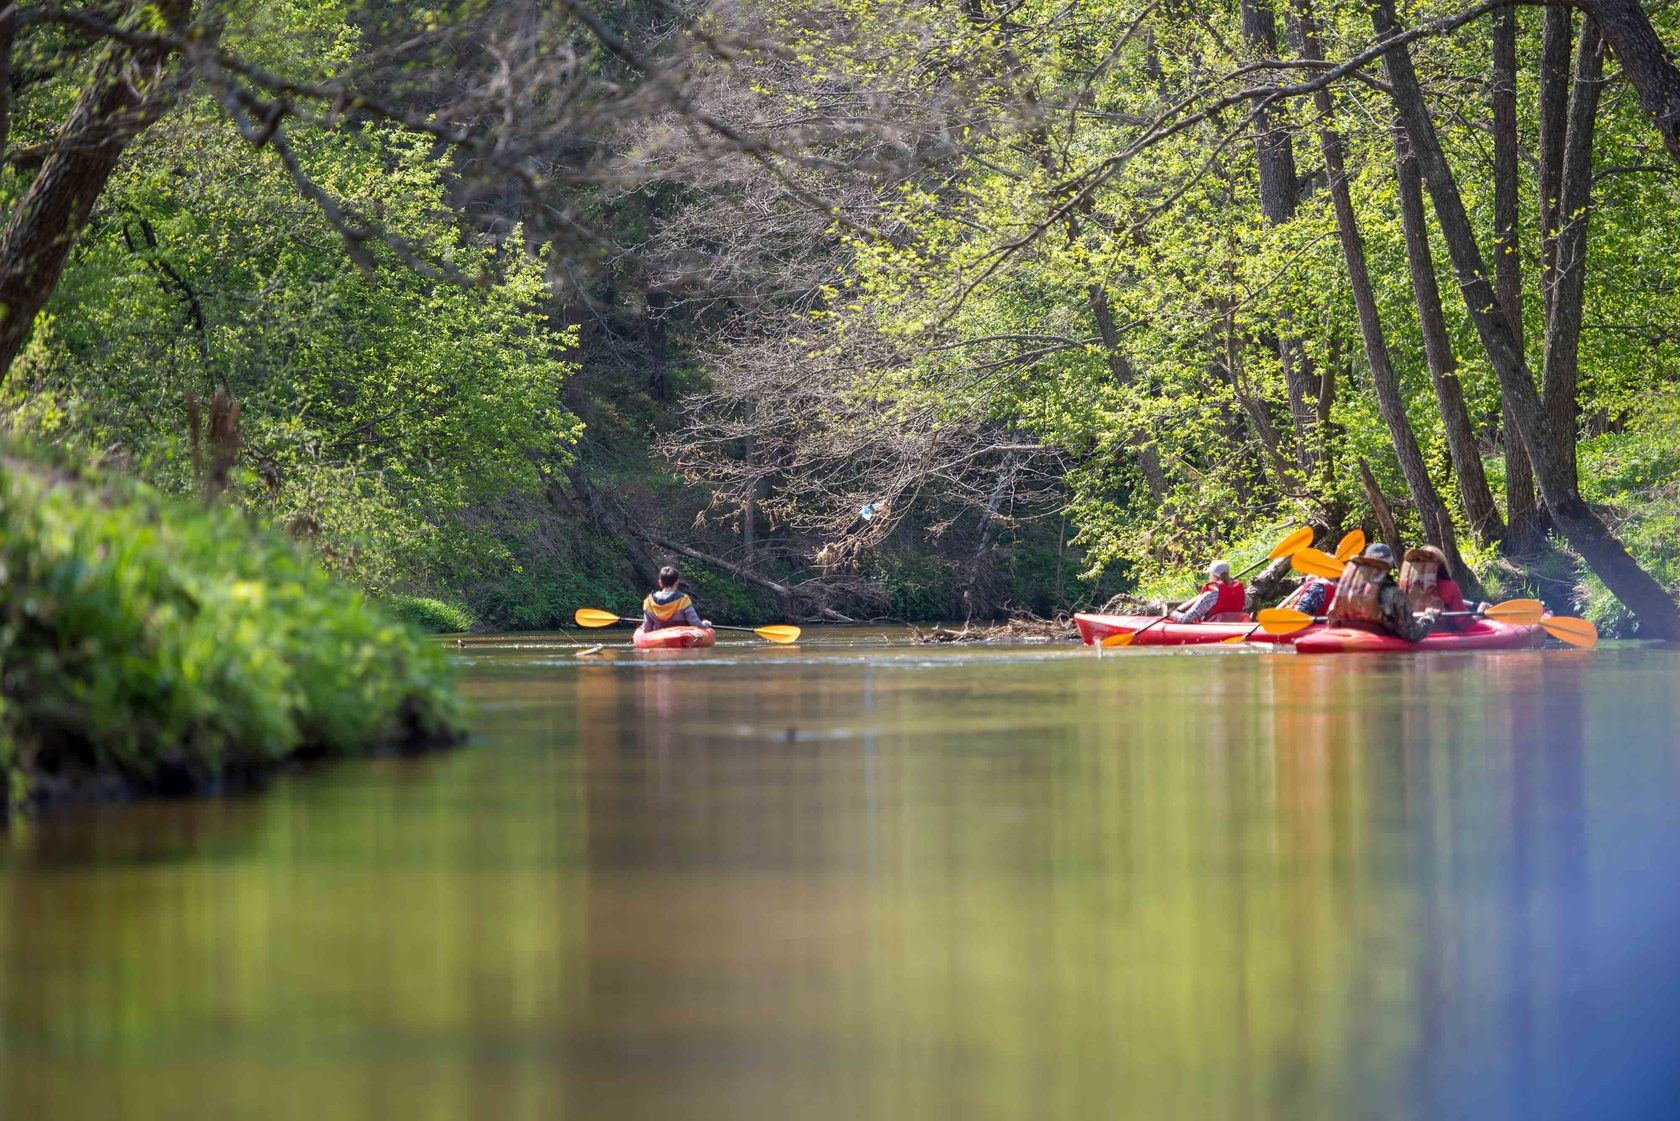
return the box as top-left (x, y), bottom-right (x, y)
top-left (2, 637), bottom-right (1678, 1119)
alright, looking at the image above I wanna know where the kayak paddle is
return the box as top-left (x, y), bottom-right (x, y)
top-left (1100, 527), bottom-right (1315, 649)
top-left (573, 608), bottom-right (802, 644)
top-left (1290, 547), bottom-right (1347, 581)
top-left (1334, 529), bottom-right (1366, 562)
top-left (1233, 525), bottom-right (1314, 579)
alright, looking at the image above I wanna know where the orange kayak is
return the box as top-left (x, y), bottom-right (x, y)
top-left (632, 625), bottom-right (717, 650)
top-left (1073, 612), bottom-right (1311, 646)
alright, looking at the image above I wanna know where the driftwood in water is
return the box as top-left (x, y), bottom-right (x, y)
top-left (912, 616), bottom-right (1077, 644)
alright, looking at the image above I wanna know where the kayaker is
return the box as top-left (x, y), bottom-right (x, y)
top-left (1398, 545), bottom-right (1476, 631)
top-left (1326, 543), bottom-right (1440, 642)
top-left (643, 566), bottom-right (713, 633)
top-left (1278, 574), bottom-right (1337, 616)
top-left (1169, 559), bottom-right (1251, 624)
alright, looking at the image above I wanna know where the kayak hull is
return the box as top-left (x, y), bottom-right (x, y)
top-left (1073, 612), bottom-right (1310, 647)
top-left (1293, 619), bottom-right (1544, 654)
top-left (632, 625), bottom-right (717, 650)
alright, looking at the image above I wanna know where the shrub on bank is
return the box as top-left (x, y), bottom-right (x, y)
top-left (0, 458), bottom-right (462, 815)
top-left (386, 594), bottom-right (477, 634)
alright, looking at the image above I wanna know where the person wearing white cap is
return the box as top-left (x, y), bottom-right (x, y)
top-left (1168, 558), bottom-right (1253, 624)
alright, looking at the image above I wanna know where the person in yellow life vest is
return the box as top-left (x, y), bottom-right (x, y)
top-left (643, 565), bottom-right (712, 633)
top-left (1325, 543), bottom-right (1440, 642)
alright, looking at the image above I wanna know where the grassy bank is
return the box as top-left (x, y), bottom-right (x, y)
top-left (0, 454), bottom-right (461, 817)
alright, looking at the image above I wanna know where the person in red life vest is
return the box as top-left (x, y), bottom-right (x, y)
top-left (642, 565), bottom-right (713, 633)
top-left (1169, 559), bottom-right (1252, 624)
top-left (1278, 574), bottom-right (1337, 617)
top-left (1398, 545), bottom-right (1480, 631)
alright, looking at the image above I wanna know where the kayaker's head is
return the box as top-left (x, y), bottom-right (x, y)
top-left (1208, 559), bottom-right (1232, 582)
top-left (1404, 545), bottom-right (1447, 572)
top-left (658, 565), bottom-right (681, 589)
top-left (1361, 543), bottom-right (1397, 569)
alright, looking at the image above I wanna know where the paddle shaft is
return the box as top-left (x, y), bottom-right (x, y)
top-left (608, 614), bottom-right (751, 631)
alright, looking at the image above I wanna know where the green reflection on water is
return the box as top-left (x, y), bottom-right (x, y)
top-left (2, 634), bottom-right (1678, 1119)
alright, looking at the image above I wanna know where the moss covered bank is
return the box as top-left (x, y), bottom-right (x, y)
top-left (0, 455), bottom-right (461, 817)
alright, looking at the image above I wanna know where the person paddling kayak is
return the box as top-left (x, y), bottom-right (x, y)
top-left (643, 565), bottom-right (713, 634)
top-left (1398, 545), bottom-right (1480, 632)
top-left (1169, 560), bottom-right (1252, 624)
top-left (1326, 543), bottom-right (1439, 642)
top-left (1278, 574), bottom-right (1337, 616)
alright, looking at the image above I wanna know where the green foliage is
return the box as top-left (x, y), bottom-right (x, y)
top-left (461, 519), bottom-right (632, 632)
top-left (870, 553), bottom-right (955, 620)
top-left (712, 0), bottom-right (1680, 622)
top-left (3, 5), bottom-right (580, 595)
top-left (386, 595), bottom-right (477, 634)
top-left (682, 566), bottom-right (783, 624)
top-left (0, 452), bottom-right (461, 813)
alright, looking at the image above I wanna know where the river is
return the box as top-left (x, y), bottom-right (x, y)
top-left (3, 631), bottom-right (1679, 1119)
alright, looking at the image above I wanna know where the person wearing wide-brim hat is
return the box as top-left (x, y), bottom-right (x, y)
top-left (1400, 544), bottom-right (1480, 632)
top-left (1326, 542), bottom-right (1440, 641)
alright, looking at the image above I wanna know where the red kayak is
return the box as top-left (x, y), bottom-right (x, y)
top-left (632, 625), bottom-right (717, 650)
top-left (1293, 619), bottom-right (1544, 654)
top-left (1073, 612), bottom-right (1312, 647)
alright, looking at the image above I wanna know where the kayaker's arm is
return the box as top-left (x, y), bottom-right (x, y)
top-left (1380, 583), bottom-right (1439, 643)
top-left (1169, 589), bottom-right (1218, 624)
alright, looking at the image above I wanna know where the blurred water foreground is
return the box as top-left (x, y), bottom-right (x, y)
top-left (3, 630), bottom-right (1678, 1120)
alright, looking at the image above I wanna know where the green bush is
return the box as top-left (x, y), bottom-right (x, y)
top-left (0, 455), bottom-right (461, 814)
top-left (386, 595), bottom-right (477, 634)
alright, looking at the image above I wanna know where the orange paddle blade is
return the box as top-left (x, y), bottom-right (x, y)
top-left (1291, 547), bottom-right (1345, 580)
top-left (1540, 615), bottom-right (1598, 648)
top-left (753, 625), bottom-right (802, 644)
top-left (1335, 529), bottom-right (1366, 562)
top-left (574, 608), bottom-right (626, 628)
top-left (1269, 526), bottom-right (1315, 560)
top-left (1481, 599), bottom-right (1545, 626)
top-left (1256, 607), bottom-right (1317, 635)
top-left (1101, 632), bottom-right (1137, 647)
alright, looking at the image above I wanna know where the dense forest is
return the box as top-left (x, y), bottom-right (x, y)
top-left (4, 0), bottom-right (1680, 636)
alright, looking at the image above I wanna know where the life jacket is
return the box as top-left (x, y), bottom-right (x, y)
top-left (1399, 548), bottom-right (1444, 613)
top-left (1201, 578), bottom-right (1246, 618)
top-left (1326, 557), bottom-right (1389, 627)
top-left (642, 590), bottom-right (694, 622)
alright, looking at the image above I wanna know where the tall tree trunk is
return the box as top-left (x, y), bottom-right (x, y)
top-left (1240, 0), bottom-right (1315, 469)
top-left (1392, 124), bottom-right (1504, 544)
top-left (1538, 8), bottom-right (1575, 321)
top-left (1089, 283), bottom-right (1168, 497)
top-left (1542, 19), bottom-right (1605, 487)
top-left (1575, 0), bottom-right (1680, 166)
top-left (1493, 7), bottom-right (1544, 553)
top-left (0, 9), bottom-right (189, 379)
top-left (1297, 0), bottom-right (1457, 558)
top-left (1296, 0), bottom-right (1458, 557)
top-left (1375, 0), bottom-right (1680, 639)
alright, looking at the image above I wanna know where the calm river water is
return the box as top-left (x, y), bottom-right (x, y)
top-left (3, 631), bottom-right (1680, 1119)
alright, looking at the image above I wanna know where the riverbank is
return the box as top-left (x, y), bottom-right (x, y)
top-left (0, 454), bottom-right (461, 818)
